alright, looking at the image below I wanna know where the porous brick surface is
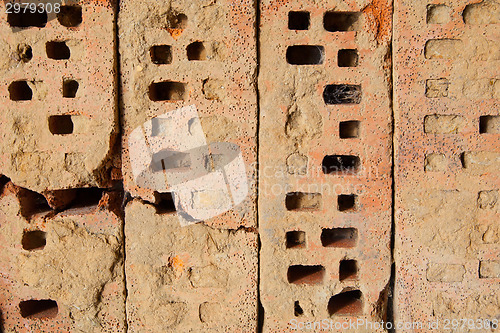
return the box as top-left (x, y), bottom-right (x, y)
top-left (0, 0), bottom-right (118, 192)
top-left (124, 199), bottom-right (258, 332)
top-left (393, 0), bottom-right (500, 330)
top-left (0, 182), bottom-right (126, 332)
top-left (258, 0), bottom-right (393, 331)
top-left (118, 0), bottom-right (258, 229)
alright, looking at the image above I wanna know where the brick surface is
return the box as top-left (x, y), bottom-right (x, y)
top-left (118, 0), bottom-right (258, 229)
top-left (0, 182), bottom-right (126, 332)
top-left (394, 0), bottom-right (500, 330)
top-left (0, 0), bottom-right (118, 192)
top-left (124, 199), bottom-right (258, 332)
top-left (258, 0), bottom-right (393, 331)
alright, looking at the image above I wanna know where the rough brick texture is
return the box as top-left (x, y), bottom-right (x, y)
top-left (258, 0), bottom-right (393, 331)
top-left (124, 199), bottom-right (258, 332)
top-left (118, 0), bottom-right (258, 229)
top-left (0, 182), bottom-right (125, 332)
top-left (394, 0), bottom-right (500, 329)
top-left (0, 0), bottom-right (118, 192)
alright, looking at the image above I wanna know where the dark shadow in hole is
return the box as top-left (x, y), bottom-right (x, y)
top-left (286, 231), bottom-right (306, 248)
top-left (8, 9), bottom-right (47, 28)
top-left (9, 81), bottom-right (32, 101)
top-left (288, 265), bottom-right (325, 284)
top-left (285, 192), bottom-right (322, 211)
top-left (324, 12), bottom-right (361, 32)
top-left (153, 191), bottom-right (176, 214)
top-left (187, 41), bottom-right (207, 61)
top-left (48, 115), bottom-right (73, 135)
top-left (149, 81), bottom-right (186, 101)
top-left (328, 289), bottom-right (363, 316)
top-left (150, 45), bottom-right (172, 64)
top-left (322, 155), bottom-right (360, 174)
top-left (18, 188), bottom-right (51, 220)
top-left (288, 11), bottom-right (310, 30)
top-left (339, 259), bottom-right (358, 281)
top-left (17, 44), bottom-right (32, 62)
top-left (19, 300), bottom-right (58, 319)
top-left (338, 194), bottom-right (357, 211)
top-left (323, 84), bottom-right (361, 104)
top-left (57, 5), bottom-right (82, 27)
top-left (294, 301), bottom-right (304, 316)
top-left (22, 230), bottom-right (46, 250)
top-left (46, 41), bottom-right (70, 60)
top-left (339, 120), bottom-right (360, 138)
top-left (286, 45), bottom-right (324, 65)
top-left (62, 79), bottom-right (79, 98)
top-left (338, 49), bottom-right (358, 67)
top-left (321, 228), bottom-right (358, 248)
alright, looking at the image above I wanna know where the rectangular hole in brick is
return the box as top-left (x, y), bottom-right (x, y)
top-left (285, 192), bottom-right (322, 211)
top-left (323, 84), bottom-right (361, 104)
top-left (48, 115), bottom-right (74, 135)
top-left (286, 45), bottom-right (325, 65)
top-left (57, 5), bottom-right (82, 27)
top-left (324, 12), bottom-right (361, 32)
top-left (18, 188), bottom-right (51, 220)
top-left (339, 260), bottom-right (358, 281)
top-left (8, 9), bottom-right (47, 28)
top-left (22, 230), bottom-right (46, 251)
top-left (287, 265), bottom-right (325, 284)
top-left (9, 81), bottom-right (33, 101)
top-left (338, 49), bottom-right (358, 67)
top-left (328, 290), bottom-right (363, 316)
top-left (70, 188), bottom-right (104, 209)
top-left (46, 41), bottom-right (70, 60)
top-left (288, 11), bottom-right (310, 30)
top-left (187, 41), bottom-right (207, 61)
top-left (339, 120), bottom-right (360, 138)
top-left (149, 81), bottom-right (186, 101)
top-left (19, 300), bottom-right (58, 319)
top-left (294, 301), bottom-right (304, 316)
top-left (150, 45), bottom-right (172, 64)
top-left (153, 191), bottom-right (176, 214)
top-left (62, 79), bottom-right (79, 98)
top-left (321, 228), bottom-right (358, 248)
top-left (480, 116), bottom-right (500, 134)
top-left (322, 155), bottom-right (360, 174)
top-left (286, 231), bottom-right (306, 248)
top-left (338, 194), bottom-right (357, 212)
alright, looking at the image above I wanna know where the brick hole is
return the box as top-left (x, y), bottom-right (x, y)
top-left (7, 9), bottom-right (47, 28)
top-left (427, 4), bottom-right (451, 24)
top-left (18, 188), bottom-right (51, 219)
top-left (17, 44), bottom-right (32, 62)
top-left (62, 79), bottom-right (79, 98)
top-left (338, 194), bottom-right (357, 212)
top-left (19, 300), bottom-right (58, 319)
top-left (339, 260), bottom-right (358, 281)
top-left (294, 301), bottom-right (304, 316)
top-left (322, 155), bottom-right (360, 174)
top-left (324, 12), bottom-right (361, 32)
top-left (187, 42), bottom-right (207, 61)
top-left (323, 84), bottom-right (361, 104)
top-left (328, 290), bottom-right (363, 316)
top-left (459, 152), bottom-right (466, 168)
top-left (70, 188), bottom-right (104, 209)
top-left (338, 49), bottom-right (358, 67)
top-left (321, 228), bottom-right (358, 248)
top-left (22, 230), bottom-right (46, 251)
top-left (9, 81), bottom-right (32, 101)
top-left (287, 265), bottom-right (325, 284)
top-left (150, 45), bottom-right (172, 64)
top-left (285, 192), bottom-right (322, 211)
top-left (46, 41), bottom-right (70, 60)
top-left (339, 120), bottom-right (360, 138)
top-left (286, 45), bottom-right (324, 65)
top-left (480, 116), bottom-right (500, 134)
top-left (288, 11), bottom-right (310, 30)
top-left (57, 5), bottom-right (82, 27)
top-left (166, 12), bottom-right (187, 29)
top-left (153, 191), bottom-right (176, 214)
top-left (149, 81), bottom-right (186, 101)
top-left (286, 231), bottom-right (306, 248)
top-left (48, 115), bottom-right (73, 135)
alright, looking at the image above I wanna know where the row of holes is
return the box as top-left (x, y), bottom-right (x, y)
top-left (150, 42), bottom-right (207, 64)
top-left (426, 3), bottom-right (491, 25)
top-left (424, 115), bottom-right (499, 134)
top-left (7, 5), bottom-right (82, 28)
top-left (286, 228), bottom-right (358, 248)
top-left (288, 261), bottom-right (358, 284)
top-left (286, 46), bottom-right (358, 67)
top-left (147, 81), bottom-right (362, 104)
top-left (9, 79), bottom-right (79, 101)
top-left (288, 11), bottom-right (361, 32)
top-left (295, 289), bottom-right (363, 317)
top-left (285, 193), bottom-right (358, 211)
top-left (12, 41), bottom-right (72, 63)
